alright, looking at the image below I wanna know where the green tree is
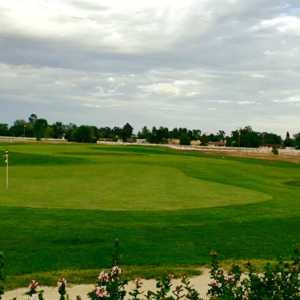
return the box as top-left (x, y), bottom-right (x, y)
top-left (9, 119), bottom-right (27, 137)
top-left (137, 126), bottom-right (150, 139)
top-left (284, 131), bottom-right (294, 147)
top-left (180, 133), bottom-right (191, 145)
top-left (52, 122), bottom-right (65, 139)
top-left (272, 146), bottom-right (279, 155)
top-left (121, 123), bottom-right (133, 142)
top-left (0, 124), bottom-right (9, 136)
top-left (72, 126), bottom-right (97, 143)
top-left (231, 126), bottom-right (261, 148)
top-left (294, 133), bottom-right (300, 149)
top-left (112, 127), bottom-right (122, 141)
top-left (64, 123), bottom-right (77, 141)
top-left (33, 119), bottom-right (48, 140)
top-left (200, 134), bottom-right (209, 146)
top-left (261, 132), bottom-right (282, 146)
top-left (28, 113), bottom-right (38, 124)
top-left (217, 130), bottom-right (226, 141)
top-left (191, 129), bottom-right (201, 140)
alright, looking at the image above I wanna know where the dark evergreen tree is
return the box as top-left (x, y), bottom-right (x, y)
top-left (121, 123), bottom-right (133, 141)
top-left (33, 119), bottom-right (48, 140)
top-left (284, 131), bottom-right (294, 147)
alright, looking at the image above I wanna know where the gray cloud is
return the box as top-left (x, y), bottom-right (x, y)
top-left (0, 0), bottom-right (299, 135)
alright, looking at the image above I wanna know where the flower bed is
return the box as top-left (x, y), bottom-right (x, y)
top-left (1, 248), bottom-right (300, 300)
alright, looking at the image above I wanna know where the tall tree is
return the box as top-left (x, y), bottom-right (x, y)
top-left (0, 124), bottom-right (9, 136)
top-left (28, 113), bottom-right (38, 124)
top-left (72, 125), bottom-right (97, 143)
top-left (64, 123), bottom-right (77, 141)
top-left (10, 119), bottom-right (27, 137)
top-left (294, 133), bottom-right (300, 149)
top-left (284, 131), bottom-right (294, 147)
top-left (52, 122), bottom-right (65, 139)
top-left (138, 126), bottom-right (150, 139)
top-left (191, 129), bottom-right (201, 140)
top-left (33, 118), bottom-right (48, 140)
top-left (180, 133), bottom-right (191, 145)
top-left (200, 134), bottom-right (209, 146)
top-left (217, 130), bottom-right (226, 141)
top-left (229, 126), bottom-right (261, 148)
top-left (262, 132), bottom-right (282, 146)
top-left (121, 123), bottom-right (133, 141)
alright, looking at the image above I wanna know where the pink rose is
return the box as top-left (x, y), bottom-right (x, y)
top-left (112, 266), bottom-right (122, 276)
top-left (95, 286), bottom-right (109, 298)
top-left (98, 271), bottom-right (110, 282)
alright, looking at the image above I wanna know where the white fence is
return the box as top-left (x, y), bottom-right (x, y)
top-left (97, 141), bottom-right (300, 156)
top-left (0, 136), bottom-right (68, 144)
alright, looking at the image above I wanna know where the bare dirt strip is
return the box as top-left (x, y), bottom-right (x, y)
top-left (3, 269), bottom-right (211, 300)
top-left (97, 141), bottom-right (300, 163)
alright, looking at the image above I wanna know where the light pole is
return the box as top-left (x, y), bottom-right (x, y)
top-left (4, 151), bottom-right (8, 190)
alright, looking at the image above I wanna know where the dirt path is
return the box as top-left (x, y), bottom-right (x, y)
top-left (97, 142), bottom-right (300, 163)
top-left (3, 269), bottom-right (211, 300)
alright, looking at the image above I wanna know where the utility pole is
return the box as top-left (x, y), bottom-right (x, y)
top-left (4, 151), bottom-right (8, 190)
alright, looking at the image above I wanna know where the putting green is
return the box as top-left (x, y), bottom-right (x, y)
top-left (0, 163), bottom-right (271, 210)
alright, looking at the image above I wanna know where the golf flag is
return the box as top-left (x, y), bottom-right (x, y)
top-left (4, 151), bottom-right (8, 189)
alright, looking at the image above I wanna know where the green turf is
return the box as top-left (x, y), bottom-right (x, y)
top-left (0, 143), bottom-right (300, 284)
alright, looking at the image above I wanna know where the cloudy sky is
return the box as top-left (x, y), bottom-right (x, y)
top-left (0, 0), bottom-right (300, 134)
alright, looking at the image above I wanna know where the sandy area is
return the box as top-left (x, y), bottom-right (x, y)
top-left (3, 269), bottom-right (211, 300)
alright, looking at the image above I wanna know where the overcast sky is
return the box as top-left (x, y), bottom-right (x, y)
top-left (0, 0), bottom-right (300, 134)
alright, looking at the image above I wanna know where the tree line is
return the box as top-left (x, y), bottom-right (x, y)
top-left (0, 114), bottom-right (299, 149)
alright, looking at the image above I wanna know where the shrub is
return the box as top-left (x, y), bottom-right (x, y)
top-left (57, 278), bottom-right (68, 300)
top-left (146, 273), bottom-right (203, 300)
top-left (88, 266), bottom-right (127, 300)
top-left (146, 273), bottom-right (174, 300)
top-left (208, 249), bottom-right (300, 299)
top-left (272, 146), bottom-right (279, 155)
top-left (25, 280), bottom-right (44, 300)
top-left (208, 252), bottom-right (244, 300)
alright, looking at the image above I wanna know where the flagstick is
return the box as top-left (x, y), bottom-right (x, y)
top-left (5, 151), bottom-right (8, 190)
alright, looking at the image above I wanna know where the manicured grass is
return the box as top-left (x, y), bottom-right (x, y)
top-left (0, 143), bottom-right (300, 286)
top-left (6, 265), bottom-right (202, 290)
